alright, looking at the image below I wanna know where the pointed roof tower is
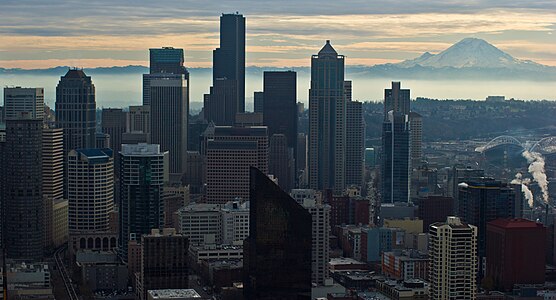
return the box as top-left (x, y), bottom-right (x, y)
top-left (318, 40), bottom-right (338, 57)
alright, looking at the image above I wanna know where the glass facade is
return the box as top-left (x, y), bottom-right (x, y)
top-left (244, 167), bottom-right (312, 300)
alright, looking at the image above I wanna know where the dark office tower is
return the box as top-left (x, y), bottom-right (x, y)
top-left (458, 178), bottom-right (517, 275)
top-left (101, 108), bottom-right (127, 163)
top-left (213, 13), bottom-right (245, 109)
top-left (487, 219), bottom-right (546, 291)
top-left (244, 167), bottom-right (312, 300)
top-left (4, 111), bottom-right (43, 259)
top-left (269, 134), bottom-right (294, 192)
top-left (381, 112), bottom-right (410, 203)
top-left (128, 105), bottom-right (150, 134)
top-left (344, 80), bottom-right (352, 102)
top-left (447, 166), bottom-right (484, 212)
top-left (144, 47), bottom-right (189, 106)
top-left (203, 78), bottom-right (238, 125)
top-left (308, 40), bottom-right (346, 194)
top-left (202, 125), bottom-right (268, 204)
top-left (384, 81), bottom-right (410, 121)
top-left (149, 47), bottom-right (187, 75)
top-left (297, 133), bottom-right (307, 173)
top-left (346, 100), bottom-right (364, 186)
top-left (149, 73), bottom-right (188, 182)
top-left (55, 69), bottom-right (96, 153)
top-left (415, 196), bottom-right (454, 232)
top-left (119, 144), bottom-right (168, 261)
top-left (263, 71), bottom-right (297, 151)
top-left (140, 228), bottom-right (189, 300)
top-left (253, 91), bottom-right (264, 113)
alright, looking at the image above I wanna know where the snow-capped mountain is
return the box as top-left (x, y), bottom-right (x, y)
top-left (395, 38), bottom-right (546, 70)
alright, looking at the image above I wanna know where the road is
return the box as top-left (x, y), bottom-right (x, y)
top-left (54, 245), bottom-right (79, 300)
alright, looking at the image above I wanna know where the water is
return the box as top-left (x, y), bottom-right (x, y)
top-left (1, 73), bottom-right (555, 112)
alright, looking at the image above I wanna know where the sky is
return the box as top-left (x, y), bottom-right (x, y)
top-left (1, 0), bottom-right (555, 69)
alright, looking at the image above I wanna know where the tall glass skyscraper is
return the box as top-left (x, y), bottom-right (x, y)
top-left (55, 69), bottom-right (96, 153)
top-left (244, 167), bottom-right (312, 300)
top-left (205, 13), bottom-right (245, 125)
top-left (308, 40), bottom-right (346, 194)
top-left (118, 144), bottom-right (168, 260)
top-left (144, 47), bottom-right (189, 106)
top-left (381, 81), bottom-right (411, 203)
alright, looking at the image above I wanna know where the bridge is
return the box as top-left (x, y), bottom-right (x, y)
top-left (529, 136), bottom-right (556, 154)
top-left (475, 135), bottom-right (523, 153)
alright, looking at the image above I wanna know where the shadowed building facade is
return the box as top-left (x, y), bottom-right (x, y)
top-left (244, 167), bottom-right (312, 300)
top-left (56, 69), bottom-right (96, 153)
top-left (308, 40), bottom-right (346, 194)
top-left (4, 107), bottom-right (43, 259)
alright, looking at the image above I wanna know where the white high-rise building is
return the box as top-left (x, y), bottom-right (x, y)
top-left (299, 193), bottom-right (331, 286)
top-left (221, 200), bottom-right (250, 245)
top-left (68, 148), bottom-right (114, 234)
top-left (429, 216), bottom-right (477, 300)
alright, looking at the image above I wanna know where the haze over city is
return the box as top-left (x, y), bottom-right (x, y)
top-left (1, 1), bottom-right (556, 300)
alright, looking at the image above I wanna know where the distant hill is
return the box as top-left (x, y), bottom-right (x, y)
top-left (2, 38), bottom-right (555, 80)
top-left (365, 38), bottom-right (556, 80)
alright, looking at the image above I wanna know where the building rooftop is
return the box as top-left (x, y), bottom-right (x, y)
top-left (329, 257), bottom-right (366, 266)
top-left (180, 203), bottom-right (221, 212)
top-left (121, 143), bottom-right (164, 156)
top-left (147, 289), bottom-right (201, 299)
top-left (488, 218), bottom-right (545, 229)
top-left (318, 40), bottom-right (338, 56)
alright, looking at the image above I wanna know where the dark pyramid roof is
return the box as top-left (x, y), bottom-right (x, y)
top-left (318, 40), bottom-right (338, 57)
top-left (64, 68), bottom-right (88, 79)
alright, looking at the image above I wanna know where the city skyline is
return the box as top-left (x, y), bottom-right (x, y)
top-left (1, 1), bottom-right (555, 69)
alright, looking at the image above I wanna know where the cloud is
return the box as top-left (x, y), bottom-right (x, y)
top-left (0, 0), bottom-right (555, 68)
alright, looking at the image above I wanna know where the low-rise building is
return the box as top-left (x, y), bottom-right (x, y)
top-left (147, 289), bottom-right (203, 300)
top-left (76, 250), bottom-right (128, 292)
top-left (376, 279), bottom-right (429, 300)
top-left (189, 244), bottom-right (243, 264)
top-left (0, 261), bottom-right (53, 299)
top-left (382, 250), bottom-right (429, 281)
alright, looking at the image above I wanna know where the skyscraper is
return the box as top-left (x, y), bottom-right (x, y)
top-left (263, 71), bottom-right (297, 153)
top-left (128, 105), bottom-right (150, 134)
top-left (204, 13), bottom-right (245, 125)
top-left (43, 127), bottom-right (64, 250)
top-left (149, 73), bottom-right (189, 182)
top-left (101, 108), bottom-right (127, 156)
top-left (409, 112), bottom-right (423, 166)
top-left (3, 87), bottom-right (44, 120)
top-left (144, 47), bottom-right (189, 106)
top-left (3, 93), bottom-right (43, 259)
top-left (149, 47), bottom-right (187, 75)
top-left (253, 91), bottom-right (264, 113)
top-left (458, 178), bottom-right (517, 274)
top-left (382, 112), bottom-right (411, 203)
top-left (308, 40), bottom-right (346, 194)
top-left (301, 195), bottom-right (331, 285)
top-left (244, 167), bottom-right (312, 300)
top-left (384, 81), bottom-right (410, 121)
top-left (202, 125), bottom-right (268, 204)
top-left (118, 144), bottom-right (168, 260)
top-left (203, 78), bottom-right (238, 126)
top-left (68, 148), bottom-right (114, 234)
top-left (429, 216), bottom-right (477, 300)
top-left (214, 13), bottom-right (245, 109)
top-left (269, 134), bottom-right (294, 192)
top-left (346, 100), bottom-right (364, 186)
top-left (55, 69), bottom-right (96, 153)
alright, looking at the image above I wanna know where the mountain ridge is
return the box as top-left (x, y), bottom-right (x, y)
top-left (1, 38), bottom-right (555, 80)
